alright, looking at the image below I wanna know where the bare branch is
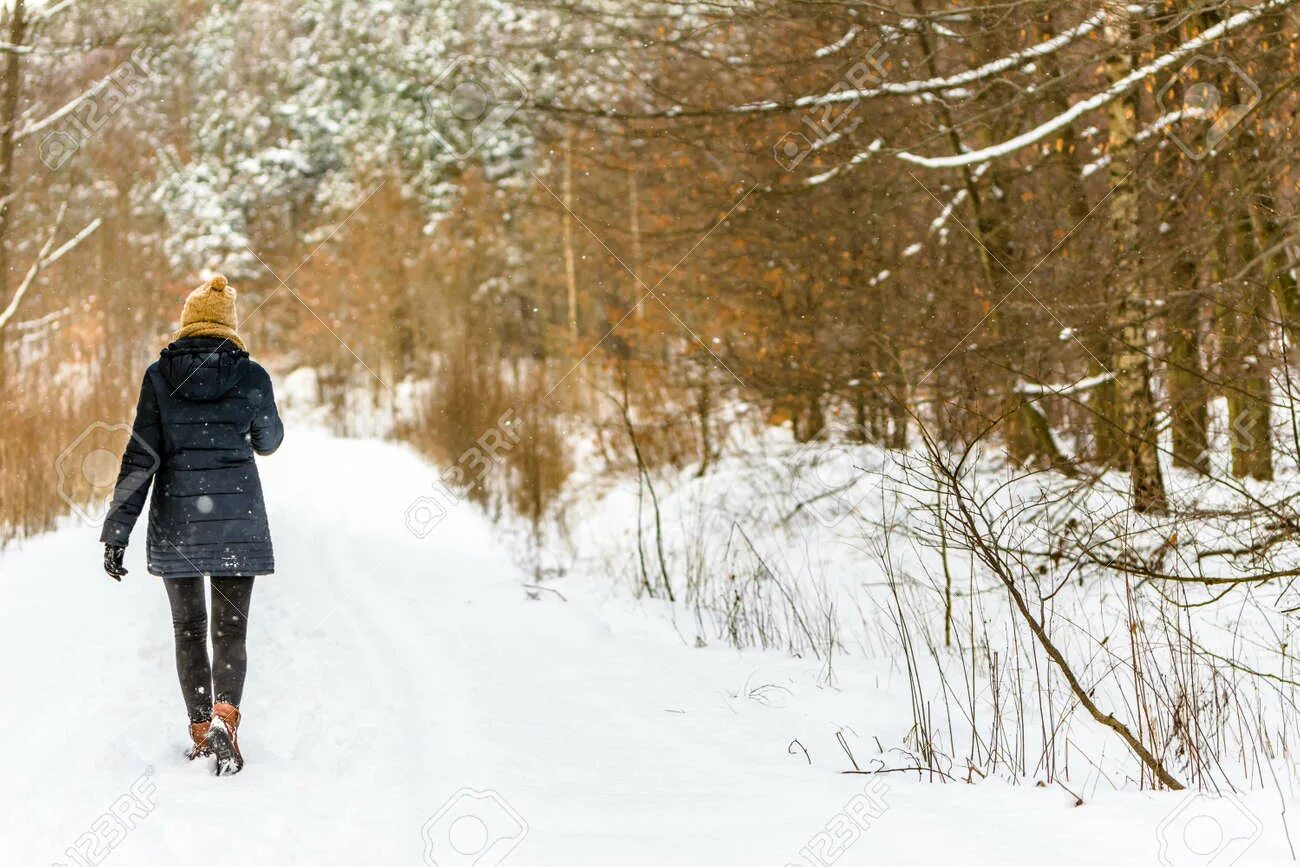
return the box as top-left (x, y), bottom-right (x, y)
top-left (896, 0), bottom-right (1299, 169)
top-left (0, 205), bottom-right (101, 332)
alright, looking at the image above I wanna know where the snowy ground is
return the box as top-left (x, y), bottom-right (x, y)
top-left (2, 427), bottom-right (1297, 865)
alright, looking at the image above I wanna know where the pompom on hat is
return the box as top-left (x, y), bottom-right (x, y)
top-left (175, 274), bottom-right (246, 350)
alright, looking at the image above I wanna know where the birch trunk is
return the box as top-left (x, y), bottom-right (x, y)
top-left (1105, 1), bottom-right (1167, 510)
top-left (562, 129), bottom-right (578, 341)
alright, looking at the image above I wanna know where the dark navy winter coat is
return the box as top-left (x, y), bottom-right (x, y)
top-left (101, 337), bottom-right (284, 578)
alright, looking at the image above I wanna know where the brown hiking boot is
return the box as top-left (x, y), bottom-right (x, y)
top-left (186, 720), bottom-right (213, 760)
top-left (208, 702), bottom-right (244, 776)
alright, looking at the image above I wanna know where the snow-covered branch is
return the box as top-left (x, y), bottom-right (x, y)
top-left (897, 0), bottom-right (1298, 169)
top-left (804, 145), bottom-right (876, 187)
top-left (0, 206), bottom-right (101, 332)
top-left (33, 0), bottom-right (79, 23)
top-left (736, 10), bottom-right (1106, 114)
top-left (1079, 109), bottom-right (1206, 177)
top-left (13, 305), bottom-right (71, 333)
top-left (17, 72), bottom-right (116, 140)
top-left (1015, 372), bottom-right (1115, 397)
top-left (814, 26), bottom-right (858, 59)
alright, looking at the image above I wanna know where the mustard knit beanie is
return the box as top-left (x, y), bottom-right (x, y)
top-left (175, 274), bottom-right (246, 350)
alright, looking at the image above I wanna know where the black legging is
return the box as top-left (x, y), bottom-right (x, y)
top-left (163, 576), bottom-right (255, 723)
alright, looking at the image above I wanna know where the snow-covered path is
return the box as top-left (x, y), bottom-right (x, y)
top-left (1, 429), bottom-right (1294, 865)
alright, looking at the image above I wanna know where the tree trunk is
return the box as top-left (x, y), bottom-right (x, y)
top-left (1246, 7), bottom-right (1300, 339)
top-left (1250, 197), bottom-right (1300, 342)
top-left (562, 128), bottom-right (578, 341)
top-left (0, 0), bottom-right (28, 391)
top-left (1156, 1), bottom-right (1208, 475)
top-left (1105, 2), bottom-right (1166, 511)
top-left (1226, 209), bottom-right (1274, 480)
top-left (1166, 259), bottom-right (1209, 473)
top-left (1043, 7), bottom-right (1122, 468)
top-left (913, 0), bottom-right (1066, 468)
top-left (628, 160), bottom-right (643, 323)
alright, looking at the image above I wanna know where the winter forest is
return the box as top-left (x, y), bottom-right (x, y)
top-left (3, 0), bottom-right (1300, 864)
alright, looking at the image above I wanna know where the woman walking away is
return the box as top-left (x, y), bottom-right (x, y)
top-left (100, 274), bottom-right (283, 777)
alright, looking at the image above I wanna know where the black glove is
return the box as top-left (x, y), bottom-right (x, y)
top-left (103, 544), bottom-right (128, 581)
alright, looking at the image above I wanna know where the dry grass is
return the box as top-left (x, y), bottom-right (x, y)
top-left (1, 371), bottom-right (134, 544)
top-left (394, 350), bottom-right (573, 530)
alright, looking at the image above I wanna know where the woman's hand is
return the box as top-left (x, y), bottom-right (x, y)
top-left (103, 545), bottom-right (128, 581)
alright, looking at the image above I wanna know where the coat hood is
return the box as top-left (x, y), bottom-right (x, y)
top-left (159, 337), bottom-right (249, 401)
